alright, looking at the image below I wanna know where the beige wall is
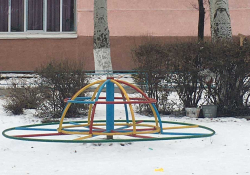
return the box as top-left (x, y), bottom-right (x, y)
top-left (77, 0), bottom-right (250, 36)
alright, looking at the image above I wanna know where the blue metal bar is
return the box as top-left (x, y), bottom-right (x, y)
top-left (106, 79), bottom-right (114, 132)
top-left (111, 129), bottom-right (131, 133)
top-left (152, 104), bottom-right (163, 133)
top-left (113, 125), bottom-right (131, 131)
top-left (15, 127), bottom-right (103, 132)
top-left (67, 100), bottom-right (95, 104)
top-left (95, 79), bottom-right (110, 102)
top-left (15, 127), bottom-right (57, 131)
top-left (69, 122), bottom-right (81, 125)
top-left (124, 103), bottom-right (129, 123)
top-left (74, 97), bottom-right (92, 100)
top-left (160, 132), bottom-right (207, 136)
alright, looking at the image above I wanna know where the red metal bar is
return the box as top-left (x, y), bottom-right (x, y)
top-left (115, 79), bottom-right (151, 101)
top-left (96, 100), bottom-right (156, 104)
top-left (115, 128), bottom-right (155, 131)
top-left (92, 126), bottom-right (106, 131)
top-left (89, 104), bottom-right (97, 134)
top-left (98, 97), bottom-right (155, 101)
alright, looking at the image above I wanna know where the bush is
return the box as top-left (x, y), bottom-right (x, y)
top-left (4, 98), bottom-right (24, 115)
top-left (132, 40), bottom-right (207, 114)
top-left (132, 38), bottom-right (250, 117)
top-left (132, 41), bottom-right (171, 114)
top-left (36, 59), bottom-right (89, 118)
top-left (166, 41), bottom-right (206, 108)
top-left (3, 81), bottom-right (42, 115)
top-left (203, 40), bottom-right (250, 116)
top-left (166, 40), bottom-right (250, 116)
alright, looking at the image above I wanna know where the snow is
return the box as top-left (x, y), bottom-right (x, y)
top-left (1, 94), bottom-right (250, 175)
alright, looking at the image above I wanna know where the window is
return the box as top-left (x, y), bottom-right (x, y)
top-left (0, 0), bottom-right (8, 32)
top-left (0, 0), bottom-right (76, 33)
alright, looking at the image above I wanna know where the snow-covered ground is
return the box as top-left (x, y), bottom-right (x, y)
top-left (1, 95), bottom-right (250, 175)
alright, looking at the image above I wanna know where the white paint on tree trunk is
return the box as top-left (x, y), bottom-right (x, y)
top-left (94, 48), bottom-right (113, 74)
top-left (209, 0), bottom-right (232, 42)
top-left (93, 0), bottom-right (113, 74)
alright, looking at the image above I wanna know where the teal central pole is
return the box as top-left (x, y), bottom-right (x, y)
top-left (106, 78), bottom-right (114, 139)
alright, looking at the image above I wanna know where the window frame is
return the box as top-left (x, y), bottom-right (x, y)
top-left (0, 0), bottom-right (77, 38)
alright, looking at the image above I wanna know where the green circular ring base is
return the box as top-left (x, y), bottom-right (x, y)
top-left (2, 120), bottom-right (215, 143)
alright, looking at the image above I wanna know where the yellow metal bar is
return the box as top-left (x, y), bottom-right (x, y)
top-left (60, 129), bottom-right (161, 136)
top-left (58, 104), bottom-right (72, 132)
top-left (88, 82), bottom-right (105, 124)
top-left (163, 125), bottom-right (199, 130)
top-left (92, 132), bottom-right (133, 136)
top-left (110, 79), bottom-right (137, 134)
top-left (59, 123), bottom-right (160, 136)
top-left (114, 79), bottom-right (159, 132)
top-left (60, 130), bottom-right (90, 135)
top-left (114, 123), bottom-right (157, 128)
top-left (60, 123), bottom-right (157, 129)
top-left (61, 122), bottom-right (156, 128)
top-left (135, 127), bottom-right (160, 134)
top-left (58, 80), bottom-right (105, 132)
top-left (92, 127), bottom-right (160, 135)
top-left (60, 124), bottom-right (89, 129)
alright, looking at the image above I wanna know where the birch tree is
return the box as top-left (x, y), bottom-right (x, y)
top-left (208, 0), bottom-right (238, 115)
top-left (93, 0), bottom-right (113, 74)
top-left (209, 0), bottom-right (232, 42)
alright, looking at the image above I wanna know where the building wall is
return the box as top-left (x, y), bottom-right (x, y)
top-left (0, 37), bottom-right (93, 71)
top-left (77, 0), bottom-right (250, 36)
top-left (0, 0), bottom-right (250, 71)
top-left (0, 36), bottom-right (198, 71)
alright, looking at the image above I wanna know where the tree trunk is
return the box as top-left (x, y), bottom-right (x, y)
top-left (93, 0), bottom-right (113, 74)
top-left (198, 0), bottom-right (205, 41)
top-left (209, 0), bottom-right (232, 42)
top-left (208, 1), bottom-right (244, 116)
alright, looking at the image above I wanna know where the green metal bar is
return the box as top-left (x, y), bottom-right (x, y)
top-left (2, 120), bottom-right (215, 143)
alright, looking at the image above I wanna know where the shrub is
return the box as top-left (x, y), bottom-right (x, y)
top-left (132, 41), bottom-right (171, 114)
top-left (132, 38), bottom-right (250, 116)
top-left (3, 98), bottom-right (24, 115)
top-left (3, 80), bottom-right (42, 115)
top-left (36, 59), bottom-right (89, 118)
top-left (165, 41), bottom-right (207, 108)
top-left (132, 40), bottom-right (207, 114)
top-left (203, 40), bottom-right (250, 116)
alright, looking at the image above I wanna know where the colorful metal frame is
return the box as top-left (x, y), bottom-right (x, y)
top-left (58, 78), bottom-right (163, 136)
top-left (2, 120), bottom-right (215, 143)
top-left (2, 78), bottom-right (215, 143)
